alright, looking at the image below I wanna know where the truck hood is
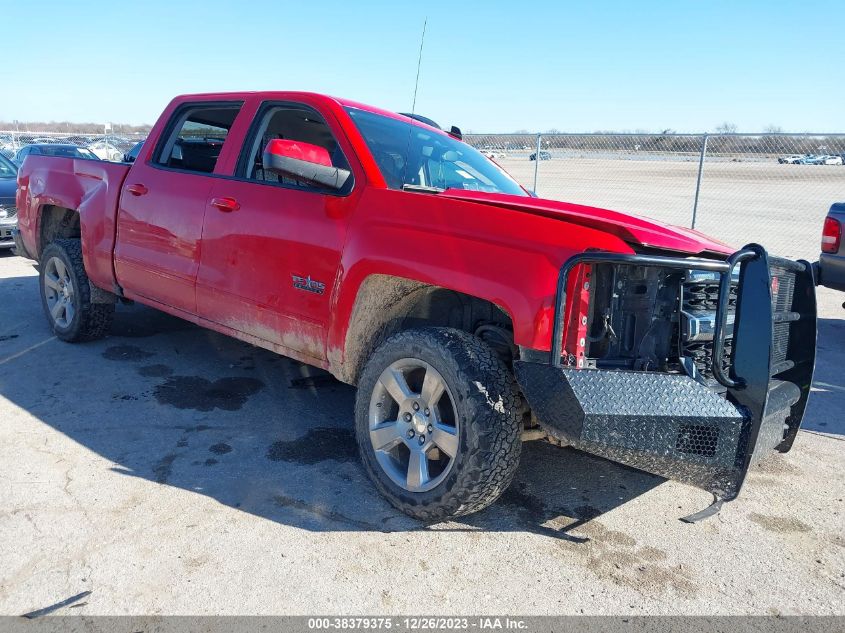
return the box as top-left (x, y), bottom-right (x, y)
top-left (441, 190), bottom-right (733, 256)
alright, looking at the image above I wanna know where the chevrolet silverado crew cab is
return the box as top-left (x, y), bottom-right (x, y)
top-left (13, 92), bottom-right (817, 521)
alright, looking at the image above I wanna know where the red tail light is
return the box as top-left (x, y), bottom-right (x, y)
top-left (822, 217), bottom-right (841, 254)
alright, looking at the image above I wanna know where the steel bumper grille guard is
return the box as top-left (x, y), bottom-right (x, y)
top-left (514, 244), bottom-right (817, 500)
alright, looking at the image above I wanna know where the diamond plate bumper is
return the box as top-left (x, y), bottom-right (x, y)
top-left (515, 244), bottom-right (817, 500)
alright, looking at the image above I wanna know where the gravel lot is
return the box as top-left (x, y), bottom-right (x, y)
top-left (1, 241), bottom-right (844, 615)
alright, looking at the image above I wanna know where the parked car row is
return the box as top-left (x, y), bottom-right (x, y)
top-left (12, 144), bottom-right (99, 165)
top-left (779, 154), bottom-right (844, 165)
top-left (0, 134), bottom-right (144, 164)
top-left (478, 146), bottom-right (555, 161)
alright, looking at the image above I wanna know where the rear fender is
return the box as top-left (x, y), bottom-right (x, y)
top-left (25, 157), bottom-right (129, 291)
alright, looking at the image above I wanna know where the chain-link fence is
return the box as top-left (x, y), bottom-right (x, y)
top-left (465, 133), bottom-right (845, 260)
top-left (0, 131), bottom-right (144, 163)
top-left (3, 129), bottom-right (842, 260)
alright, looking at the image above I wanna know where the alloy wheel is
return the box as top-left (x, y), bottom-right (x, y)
top-left (43, 256), bottom-right (76, 329)
top-left (368, 358), bottom-right (460, 493)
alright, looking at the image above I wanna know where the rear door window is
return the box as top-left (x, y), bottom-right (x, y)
top-left (155, 103), bottom-right (242, 174)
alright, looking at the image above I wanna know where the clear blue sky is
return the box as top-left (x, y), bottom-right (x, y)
top-left (1, 0), bottom-right (842, 132)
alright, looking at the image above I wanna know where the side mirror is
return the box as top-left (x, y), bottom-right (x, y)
top-left (262, 139), bottom-right (351, 191)
top-left (448, 126), bottom-right (462, 140)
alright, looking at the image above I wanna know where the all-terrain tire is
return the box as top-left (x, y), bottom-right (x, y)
top-left (355, 327), bottom-right (522, 521)
top-left (39, 239), bottom-right (114, 342)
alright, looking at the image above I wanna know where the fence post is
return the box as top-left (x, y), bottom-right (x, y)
top-left (532, 133), bottom-right (542, 194)
top-left (691, 133), bottom-right (708, 229)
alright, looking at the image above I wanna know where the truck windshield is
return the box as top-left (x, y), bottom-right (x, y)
top-left (346, 107), bottom-right (527, 196)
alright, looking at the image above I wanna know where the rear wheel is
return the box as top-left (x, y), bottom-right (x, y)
top-left (355, 327), bottom-right (522, 521)
top-left (40, 239), bottom-right (114, 342)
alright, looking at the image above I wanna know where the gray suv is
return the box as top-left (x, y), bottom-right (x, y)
top-left (819, 202), bottom-right (845, 294)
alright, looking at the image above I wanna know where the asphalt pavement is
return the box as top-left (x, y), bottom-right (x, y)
top-left (1, 250), bottom-right (843, 615)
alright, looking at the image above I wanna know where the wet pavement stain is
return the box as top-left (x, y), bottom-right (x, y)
top-left (153, 376), bottom-right (264, 411)
top-left (109, 310), bottom-right (194, 338)
top-left (266, 427), bottom-right (358, 464)
top-left (176, 424), bottom-right (213, 433)
top-left (748, 513), bottom-right (812, 534)
top-left (204, 458), bottom-right (218, 466)
top-left (0, 334), bottom-right (19, 342)
top-left (209, 442), bottom-right (232, 455)
top-left (498, 482), bottom-right (548, 519)
top-left (573, 504), bottom-right (602, 521)
top-left (153, 453), bottom-right (177, 484)
top-left (498, 483), bottom-right (602, 528)
top-left (102, 345), bottom-right (154, 362)
top-left (272, 493), bottom-right (387, 531)
top-left (233, 355), bottom-right (256, 370)
top-left (289, 374), bottom-right (338, 389)
top-left (563, 520), bottom-right (695, 595)
top-left (138, 364), bottom-right (173, 378)
top-left (492, 483), bottom-right (595, 543)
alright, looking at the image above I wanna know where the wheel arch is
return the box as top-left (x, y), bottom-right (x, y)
top-left (37, 204), bottom-right (81, 255)
top-left (37, 207), bottom-right (116, 304)
top-left (331, 273), bottom-right (516, 385)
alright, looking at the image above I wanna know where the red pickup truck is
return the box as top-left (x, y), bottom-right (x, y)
top-left (13, 92), bottom-right (817, 521)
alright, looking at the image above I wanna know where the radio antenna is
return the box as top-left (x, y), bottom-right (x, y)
top-left (411, 17), bottom-right (427, 114)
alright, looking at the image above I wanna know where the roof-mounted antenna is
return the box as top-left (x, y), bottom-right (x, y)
top-left (411, 17), bottom-right (427, 115)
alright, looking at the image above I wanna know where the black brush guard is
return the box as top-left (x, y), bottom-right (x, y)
top-left (514, 244), bottom-right (817, 499)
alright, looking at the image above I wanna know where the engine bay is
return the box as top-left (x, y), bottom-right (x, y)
top-left (579, 263), bottom-right (735, 390)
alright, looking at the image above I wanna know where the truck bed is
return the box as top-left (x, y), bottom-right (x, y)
top-left (16, 156), bottom-right (131, 292)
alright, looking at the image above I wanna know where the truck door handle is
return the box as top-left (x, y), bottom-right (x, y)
top-left (210, 197), bottom-right (240, 213)
top-left (126, 183), bottom-right (148, 196)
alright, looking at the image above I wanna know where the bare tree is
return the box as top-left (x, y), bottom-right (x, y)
top-left (715, 122), bottom-right (738, 134)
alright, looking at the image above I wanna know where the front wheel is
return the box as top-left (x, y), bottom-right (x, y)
top-left (40, 239), bottom-right (114, 342)
top-left (355, 327), bottom-right (522, 521)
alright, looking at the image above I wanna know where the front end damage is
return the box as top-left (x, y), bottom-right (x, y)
top-left (514, 245), bottom-right (816, 501)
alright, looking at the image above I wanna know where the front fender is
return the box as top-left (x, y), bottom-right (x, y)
top-left (327, 188), bottom-right (633, 375)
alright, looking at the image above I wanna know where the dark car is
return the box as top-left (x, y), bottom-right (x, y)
top-left (123, 140), bottom-right (144, 163)
top-left (0, 153), bottom-right (18, 250)
top-left (13, 143), bottom-right (99, 166)
top-left (819, 203), bottom-right (845, 297)
top-left (529, 150), bottom-right (552, 161)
